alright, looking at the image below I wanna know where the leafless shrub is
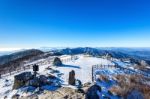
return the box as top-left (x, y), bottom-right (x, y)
top-left (114, 74), bottom-right (150, 99)
top-left (98, 75), bottom-right (109, 82)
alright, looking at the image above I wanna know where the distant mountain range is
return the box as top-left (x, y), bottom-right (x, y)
top-left (0, 47), bottom-right (150, 73)
top-left (52, 47), bottom-right (150, 58)
top-left (51, 47), bottom-right (150, 65)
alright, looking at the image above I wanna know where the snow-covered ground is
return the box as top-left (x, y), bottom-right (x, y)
top-left (0, 54), bottom-right (115, 98)
top-left (56, 55), bottom-right (114, 84)
top-left (0, 54), bottom-right (147, 99)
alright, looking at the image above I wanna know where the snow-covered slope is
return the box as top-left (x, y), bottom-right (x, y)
top-left (0, 55), bottom-right (115, 98)
top-left (56, 55), bottom-right (114, 84)
top-left (0, 54), bottom-right (149, 99)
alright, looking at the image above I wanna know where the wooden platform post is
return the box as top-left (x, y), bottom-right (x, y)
top-left (92, 66), bottom-right (94, 82)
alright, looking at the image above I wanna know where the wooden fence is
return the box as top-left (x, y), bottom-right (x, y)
top-left (92, 64), bottom-right (116, 81)
top-left (92, 62), bottom-right (150, 81)
top-left (61, 55), bottom-right (78, 63)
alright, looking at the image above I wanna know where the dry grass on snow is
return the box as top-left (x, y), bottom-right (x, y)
top-left (109, 74), bottom-right (150, 99)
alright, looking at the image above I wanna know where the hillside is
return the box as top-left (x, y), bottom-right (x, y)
top-left (0, 48), bottom-right (150, 99)
top-left (0, 49), bottom-right (44, 75)
top-left (50, 47), bottom-right (150, 65)
top-left (0, 53), bottom-right (150, 99)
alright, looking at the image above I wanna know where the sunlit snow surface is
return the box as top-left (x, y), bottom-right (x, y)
top-left (0, 54), bottom-right (127, 98)
top-left (57, 55), bottom-right (114, 84)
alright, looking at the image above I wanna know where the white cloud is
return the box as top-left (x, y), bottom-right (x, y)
top-left (0, 48), bottom-right (24, 51)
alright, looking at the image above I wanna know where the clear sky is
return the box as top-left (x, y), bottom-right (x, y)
top-left (0, 0), bottom-right (150, 49)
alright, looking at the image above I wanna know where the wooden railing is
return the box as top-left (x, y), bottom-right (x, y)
top-left (92, 62), bottom-right (150, 81)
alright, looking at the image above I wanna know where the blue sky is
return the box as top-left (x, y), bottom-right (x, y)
top-left (0, 0), bottom-right (150, 49)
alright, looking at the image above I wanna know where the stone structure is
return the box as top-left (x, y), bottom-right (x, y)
top-left (13, 72), bottom-right (33, 89)
top-left (68, 70), bottom-right (75, 85)
top-left (53, 57), bottom-right (62, 66)
top-left (85, 85), bottom-right (101, 99)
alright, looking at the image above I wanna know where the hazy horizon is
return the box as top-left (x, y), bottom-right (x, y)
top-left (1, 47), bottom-right (150, 52)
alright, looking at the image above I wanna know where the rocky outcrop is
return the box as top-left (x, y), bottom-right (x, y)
top-left (26, 94), bottom-right (39, 99)
top-left (13, 72), bottom-right (55, 89)
top-left (53, 57), bottom-right (62, 66)
top-left (76, 79), bottom-right (82, 88)
top-left (11, 94), bottom-right (20, 99)
top-left (85, 85), bottom-right (101, 99)
top-left (13, 72), bottom-right (33, 89)
top-left (28, 75), bottom-right (51, 87)
top-left (28, 77), bottom-right (40, 87)
top-left (68, 70), bottom-right (75, 85)
top-left (39, 87), bottom-right (85, 99)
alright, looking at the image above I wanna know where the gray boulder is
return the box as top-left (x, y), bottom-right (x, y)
top-left (85, 85), bottom-right (101, 99)
top-left (28, 77), bottom-right (40, 87)
top-left (39, 75), bottom-right (48, 85)
top-left (68, 70), bottom-right (75, 85)
top-left (53, 57), bottom-right (62, 66)
top-left (11, 94), bottom-right (20, 99)
top-left (13, 72), bottom-right (32, 89)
